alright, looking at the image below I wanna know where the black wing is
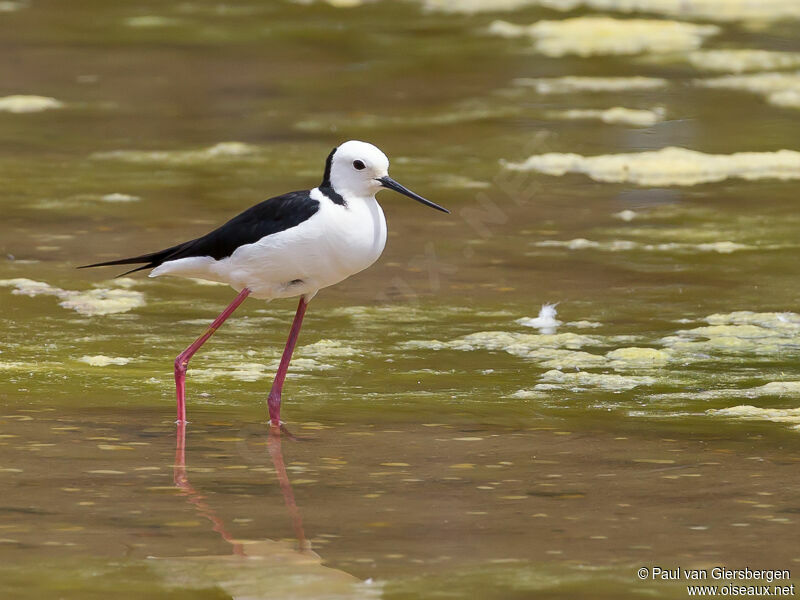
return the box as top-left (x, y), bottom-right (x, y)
top-left (79, 190), bottom-right (320, 277)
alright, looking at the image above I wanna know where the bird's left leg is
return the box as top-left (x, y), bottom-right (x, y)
top-left (174, 288), bottom-right (251, 424)
top-left (267, 296), bottom-right (308, 427)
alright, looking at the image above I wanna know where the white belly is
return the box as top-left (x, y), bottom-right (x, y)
top-left (150, 191), bottom-right (387, 300)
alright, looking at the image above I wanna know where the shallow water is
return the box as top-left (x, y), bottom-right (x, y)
top-left (1, 1), bottom-right (799, 598)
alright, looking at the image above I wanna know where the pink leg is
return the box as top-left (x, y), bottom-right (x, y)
top-left (267, 296), bottom-right (308, 427)
top-left (174, 288), bottom-right (251, 424)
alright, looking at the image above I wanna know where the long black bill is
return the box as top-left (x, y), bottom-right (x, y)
top-left (379, 176), bottom-right (449, 214)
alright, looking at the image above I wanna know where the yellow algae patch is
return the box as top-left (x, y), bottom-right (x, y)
top-left (566, 320), bottom-right (602, 329)
top-left (0, 361), bottom-right (33, 371)
top-left (423, 0), bottom-right (537, 12)
top-left (710, 405), bottom-right (800, 428)
top-left (101, 193), bottom-right (139, 203)
top-left (380, 462), bottom-right (410, 467)
top-left (403, 331), bottom-right (598, 356)
top-left (125, 16), bottom-right (181, 27)
top-left (504, 147), bottom-right (800, 186)
top-left (423, 0), bottom-right (800, 21)
top-left (296, 104), bottom-right (521, 132)
top-left (92, 142), bottom-right (260, 164)
top-left (688, 50), bottom-right (800, 73)
top-left (513, 76), bottom-right (667, 94)
top-left (0, 278), bottom-right (145, 316)
top-left (509, 389), bottom-right (551, 399)
top-left (79, 355), bottom-right (132, 367)
top-left (266, 357), bottom-right (332, 372)
top-left (661, 314), bottom-right (799, 356)
top-left (536, 349), bottom-right (607, 370)
top-left (325, 0), bottom-right (367, 6)
top-left (532, 239), bottom-right (758, 253)
top-left (190, 363), bottom-right (267, 382)
top-left (291, 0), bottom-right (369, 6)
top-left (0, 95), bottom-right (63, 113)
top-left (458, 331), bottom-right (597, 352)
top-left (0, 1), bottom-right (25, 12)
top-left (299, 339), bottom-right (359, 359)
top-left (433, 174), bottom-right (491, 189)
top-left (606, 347), bottom-right (671, 367)
top-left (488, 17), bottom-right (718, 57)
top-left (654, 382), bottom-right (800, 403)
top-left (0, 278), bottom-right (61, 296)
top-left (741, 382), bottom-right (800, 396)
top-left (705, 311), bottom-right (800, 329)
top-left (537, 370), bottom-right (657, 390)
top-left (547, 107), bottom-right (665, 127)
top-left (60, 289), bottom-right (145, 315)
top-left (696, 72), bottom-right (800, 109)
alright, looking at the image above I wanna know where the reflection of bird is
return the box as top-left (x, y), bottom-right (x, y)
top-left (161, 424), bottom-right (371, 598)
top-left (81, 141), bottom-right (448, 425)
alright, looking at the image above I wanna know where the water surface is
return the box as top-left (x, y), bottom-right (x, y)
top-left (1, 1), bottom-right (799, 598)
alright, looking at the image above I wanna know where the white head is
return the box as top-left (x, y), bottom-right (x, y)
top-left (320, 140), bottom-right (449, 213)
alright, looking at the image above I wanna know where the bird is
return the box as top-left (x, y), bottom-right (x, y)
top-left (80, 140), bottom-right (449, 427)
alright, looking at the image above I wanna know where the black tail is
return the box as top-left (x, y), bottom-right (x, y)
top-left (78, 242), bottom-right (188, 278)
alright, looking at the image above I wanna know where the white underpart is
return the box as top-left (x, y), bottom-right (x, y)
top-left (149, 188), bottom-right (388, 300)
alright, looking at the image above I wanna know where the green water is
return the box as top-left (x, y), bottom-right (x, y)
top-left (2, 1), bottom-right (799, 598)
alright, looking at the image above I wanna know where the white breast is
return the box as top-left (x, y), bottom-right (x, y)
top-left (150, 188), bottom-right (387, 300)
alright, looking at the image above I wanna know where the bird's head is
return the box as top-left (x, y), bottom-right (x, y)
top-left (322, 140), bottom-right (449, 213)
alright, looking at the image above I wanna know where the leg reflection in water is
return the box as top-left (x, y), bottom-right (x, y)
top-left (173, 421), bottom-right (308, 554)
top-left (173, 421), bottom-right (246, 556)
top-left (162, 422), bottom-right (368, 598)
top-left (266, 424), bottom-right (307, 550)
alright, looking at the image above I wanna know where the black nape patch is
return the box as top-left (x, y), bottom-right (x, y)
top-left (321, 147), bottom-right (336, 188)
top-left (319, 146), bottom-right (346, 206)
top-left (319, 185), bottom-right (346, 206)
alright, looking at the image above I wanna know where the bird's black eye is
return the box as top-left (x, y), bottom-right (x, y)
top-left (353, 160), bottom-right (366, 171)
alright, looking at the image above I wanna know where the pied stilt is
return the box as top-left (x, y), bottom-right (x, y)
top-left (81, 140), bottom-right (449, 427)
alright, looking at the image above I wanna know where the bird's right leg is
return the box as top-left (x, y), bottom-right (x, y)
top-left (174, 288), bottom-right (251, 424)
